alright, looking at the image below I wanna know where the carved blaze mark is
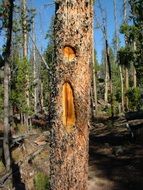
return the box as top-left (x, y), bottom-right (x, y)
top-left (63, 46), bottom-right (76, 61)
top-left (62, 82), bottom-right (75, 128)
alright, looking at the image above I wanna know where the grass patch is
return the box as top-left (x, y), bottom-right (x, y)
top-left (34, 172), bottom-right (50, 190)
top-left (0, 160), bottom-right (5, 174)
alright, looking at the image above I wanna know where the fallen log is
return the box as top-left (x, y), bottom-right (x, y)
top-left (126, 121), bottom-right (143, 139)
top-left (125, 111), bottom-right (143, 120)
top-left (0, 143), bottom-right (48, 187)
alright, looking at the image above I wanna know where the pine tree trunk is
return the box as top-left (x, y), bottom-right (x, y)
top-left (125, 67), bottom-right (129, 110)
top-left (119, 65), bottom-right (125, 112)
top-left (3, 61), bottom-right (11, 171)
top-left (113, 0), bottom-right (124, 112)
top-left (22, 0), bottom-right (29, 125)
top-left (123, 0), bottom-right (129, 111)
top-left (92, 57), bottom-right (98, 117)
top-left (133, 66), bottom-right (137, 88)
top-left (105, 39), bottom-right (113, 117)
top-left (92, 15), bottom-right (98, 117)
top-left (50, 1), bottom-right (92, 190)
top-left (104, 57), bottom-right (109, 103)
top-left (133, 41), bottom-right (137, 88)
top-left (32, 21), bottom-right (39, 114)
top-left (3, 0), bottom-right (14, 172)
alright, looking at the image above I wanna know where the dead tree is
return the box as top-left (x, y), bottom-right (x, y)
top-left (96, 0), bottom-right (114, 117)
top-left (113, 0), bottom-right (124, 112)
top-left (50, 1), bottom-right (92, 190)
top-left (92, 7), bottom-right (98, 117)
top-left (123, 0), bottom-right (129, 111)
top-left (21, 0), bottom-right (29, 125)
top-left (3, 0), bottom-right (14, 172)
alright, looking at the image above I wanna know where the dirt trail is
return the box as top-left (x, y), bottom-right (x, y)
top-left (88, 118), bottom-right (143, 190)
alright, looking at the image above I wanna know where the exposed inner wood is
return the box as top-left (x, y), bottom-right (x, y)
top-left (63, 46), bottom-right (76, 61)
top-left (62, 82), bottom-right (75, 128)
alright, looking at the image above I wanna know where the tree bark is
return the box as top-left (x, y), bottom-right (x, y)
top-left (50, 1), bottom-right (92, 190)
top-left (3, 0), bottom-right (14, 172)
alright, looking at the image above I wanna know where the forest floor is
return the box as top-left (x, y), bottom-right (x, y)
top-left (0, 116), bottom-right (143, 190)
top-left (88, 116), bottom-right (143, 190)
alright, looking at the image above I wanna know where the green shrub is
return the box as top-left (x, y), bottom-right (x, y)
top-left (34, 172), bottom-right (50, 190)
top-left (126, 87), bottom-right (141, 111)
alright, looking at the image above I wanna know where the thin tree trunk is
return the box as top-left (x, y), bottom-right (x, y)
top-left (50, 1), bottom-right (92, 189)
top-left (92, 9), bottom-right (98, 117)
top-left (3, 62), bottom-right (11, 171)
top-left (104, 56), bottom-right (109, 103)
top-left (119, 65), bottom-right (125, 112)
top-left (92, 57), bottom-right (98, 117)
top-left (133, 66), bottom-right (137, 88)
top-left (32, 20), bottom-right (39, 114)
top-left (113, 0), bottom-right (124, 112)
top-left (97, 0), bottom-right (112, 112)
top-left (3, 0), bottom-right (14, 172)
top-left (40, 82), bottom-right (44, 110)
top-left (125, 67), bottom-right (129, 110)
top-left (22, 0), bottom-right (29, 125)
top-left (133, 41), bottom-right (137, 88)
top-left (22, 0), bottom-right (28, 59)
top-left (123, 0), bottom-right (129, 111)
top-left (105, 39), bottom-right (114, 117)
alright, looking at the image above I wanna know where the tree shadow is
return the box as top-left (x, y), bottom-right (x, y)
top-left (9, 131), bottom-right (26, 190)
top-left (11, 161), bottom-right (26, 190)
top-left (89, 132), bottom-right (143, 190)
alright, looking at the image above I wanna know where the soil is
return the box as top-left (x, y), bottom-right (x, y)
top-left (88, 117), bottom-right (143, 190)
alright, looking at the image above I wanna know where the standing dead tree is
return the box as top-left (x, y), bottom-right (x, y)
top-left (21, 0), bottom-right (30, 125)
top-left (123, 0), bottom-right (129, 111)
top-left (3, 0), bottom-right (14, 172)
top-left (113, 0), bottom-right (125, 113)
top-left (95, 0), bottom-right (114, 117)
top-left (50, 1), bottom-right (92, 190)
top-left (92, 5), bottom-right (98, 118)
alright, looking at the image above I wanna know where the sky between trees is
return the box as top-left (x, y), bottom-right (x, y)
top-left (0, 0), bottom-right (125, 63)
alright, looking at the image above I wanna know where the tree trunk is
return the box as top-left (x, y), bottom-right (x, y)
top-left (133, 65), bottom-right (137, 88)
top-left (32, 20), bottom-right (39, 114)
top-left (3, 61), bottom-right (11, 172)
top-left (3, 0), bottom-right (14, 172)
top-left (104, 56), bottom-right (109, 103)
top-left (22, 0), bottom-right (28, 59)
top-left (119, 65), bottom-right (125, 112)
top-left (133, 41), bottom-right (137, 88)
top-left (123, 0), bottom-right (129, 111)
top-left (105, 39), bottom-right (113, 117)
top-left (113, 0), bottom-right (124, 112)
top-left (92, 11), bottom-right (98, 117)
top-left (50, 1), bottom-right (92, 190)
top-left (92, 55), bottom-right (98, 117)
top-left (125, 67), bottom-right (129, 110)
top-left (22, 0), bottom-right (29, 125)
